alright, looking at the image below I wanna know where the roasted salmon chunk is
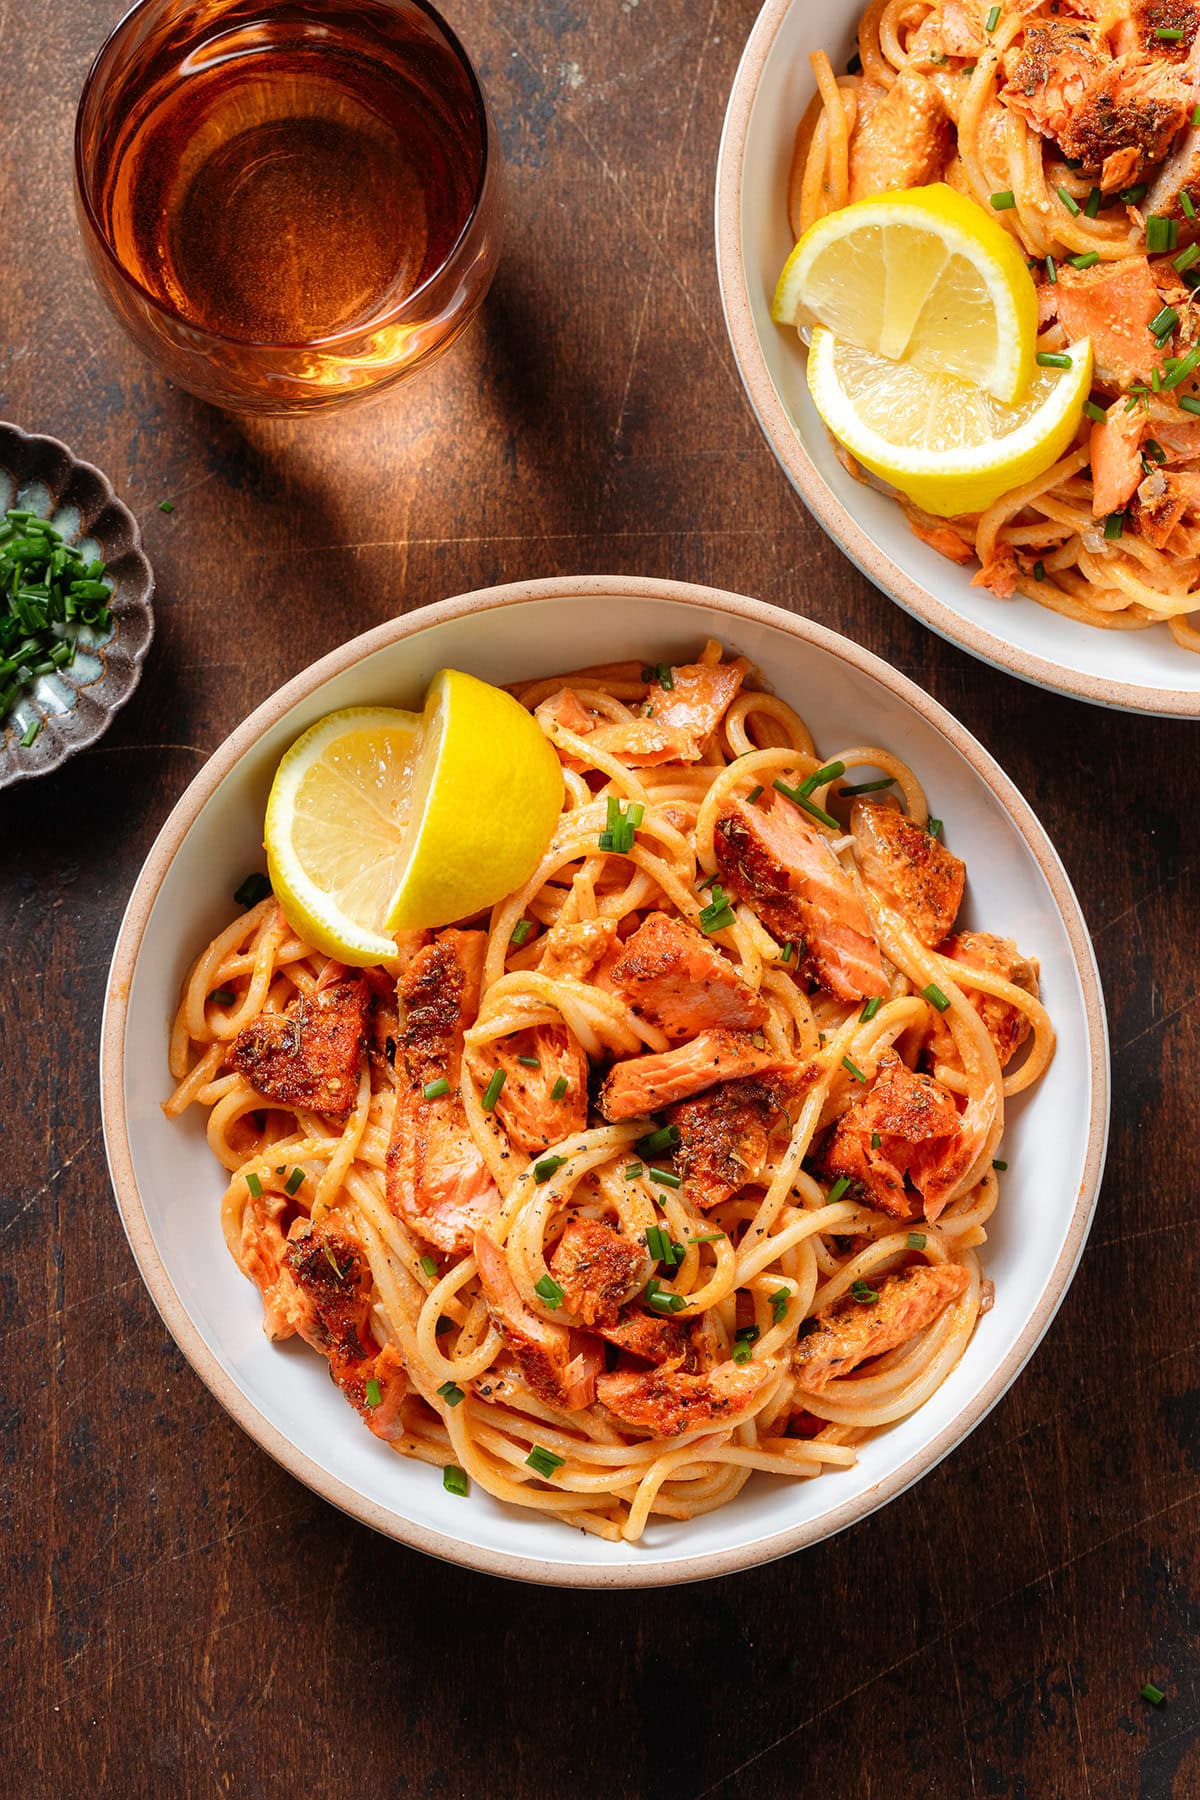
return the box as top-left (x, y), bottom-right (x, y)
top-left (1055, 257), bottom-right (1170, 386)
top-left (595, 1308), bottom-right (690, 1366)
top-left (548, 1217), bottom-right (651, 1327)
top-left (1131, 465), bottom-right (1200, 547)
top-left (596, 1361), bottom-right (766, 1437)
top-left (554, 661), bottom-right (745, 767)
top-left (851, 800), bottom-right (965, 948)
top-left (235, 1188), bottom-right (296, 1339)
top-left (342, 1342), bottom-right (410, 1444)
top-left (386, 931), bottom-right (501, 1255)
top-left (611, 911), bottom-right (768, 1041)
top-left (1057, 53), bottom-right (1191, 179)
top-left (231, 975), bottom-right (368, 1117)
top-left (927, 932), bottom-right (1040, 1070)
top-left (823, 1050), bottom-right (965, 1220)
top-left (474, 1229), bottom-right (603, 1412)
top-left (537, 915), bottom-right (620, 981)
top-left (1090, 400), bottom-right (1147, 518)
top-left (466, 1023), bottom-right (588, 1153)
top-left (668, 1067), bottom-right (814, 1210)
top-left (714, 793), bottom-right (888, 1001)
top-left (848, 70), bottom-right (953, 202)
top-left (598, 1029), bottom-right (796, 1122)
top-left (1000, 20), bottom-right (1109, 144)
top-left (792, 1263), bottom-right (970, 1392)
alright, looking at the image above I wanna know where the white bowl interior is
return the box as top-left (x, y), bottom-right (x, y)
top-left (114, 590), bottom-right (1102, 1579)
top-left (724, 0), bottom-right (1200, 711)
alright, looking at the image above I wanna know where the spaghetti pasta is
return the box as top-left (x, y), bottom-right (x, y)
top-left (166, 643), bottom-right (1053, 1542)
top-left (791, 0), bottom-right (1200, 652)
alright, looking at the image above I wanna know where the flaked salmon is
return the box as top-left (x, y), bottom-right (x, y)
top-left (1090, 399), bottom-right (1147, 518)
top-left (1059, 53), bottom-right (1192, 178)
top-left (537, 915), bottom-right (620, 981)
top-left (714, 792), bottom-right (888, 1001)
top-left (546, 662), bottom-right (746, 767)
top-left (548, 1217), bottom-right (651, 1327)
top-left (848, 71), bottom-right (954, 203)
top-left (386, 931), bottom-right (501, 1255)
top-left (611, 911), bottom-right (768, 1041)
top-left (474, 1229), bottom-right (603, 1411)
top-left (823, 1049), bottom-right (965, 1220)
top-left (465, 1023), bottom-right (588, 1153)
top-left (668, 1067), bottom-right (815, 1210)
top-left (231, 975), bottom-right (368, 1118)
top-left (595, 1360), bottom-right (767, 1437)
top-left (598, 1028), bottom-right (796, 1122)
top-left (792, 1263), bottom-right (970, 1392)
top-left (851, 800), bottom-right (965, 948)
top-left (1055, 258), bottom-right (1170, 385)
top-left (1000, 19), bottom-right (1109, 143)
top-left (596, 1308), bottom-right (690, 1365)
top-left (927, 932), bottom-right (1039, 1070)
top-left (1131, 464), bottom-right (1200, 546)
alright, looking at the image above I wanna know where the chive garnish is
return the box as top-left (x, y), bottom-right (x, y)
top-left (285, 1167), bottom-right (305, 1196)
top-left (1161, 344), bottom-right (1200, 388)
top-left (1103, 512), bottom-right (1125, 541)
top-left (19, 718), bottom-right (39, 747)
top-left (644, 1278), bottom-right (688, 1314)
top-left (928, 818), bottom-right (943, 838)
top-left (1147, 214), bottom-right (1179, 253)
top-left (649, 1166), bottom-right (682, 1189)
top-left (1175, 242), bottom-right (1200, 274)
top-left (365, 1377), bottom-right (382, 1408)
top-left (1045, 254), bottom-right (1057, 284)
top-left (1069, 252), bottom-right (1099, 270)
top-left (842, 1055), bottom-right (868, 1084)
top-left (0, 508), bottom-right (114, 731)
top-left (827, 1175), bottom-right (852, 1203)
top-left (158, 499), bottom-right (175, 513)
top-left (772, 777), bottom-right (838, 830)
top-left (645, 1224), bottom-right (671, 1262)
top-left (798, 759), bottom-right (846, 796)
top-left (780, 942), bottom-right (794, 964)
top-left (419, 1254), bottom-right (438, 1278)
top-left (860, 996), bottom-right (883, 1021)
top-left (1150, 305), bottom-right (1180, 341)
top-left (839, 775), bottom-right (894, 796)
top-left (851, 1279), bottom-right (878, 1305)
top-left (1083, 399), bottom-right (1106, 422)
top-left (638, 1124), bottom-right (681, 1157)
top-left (697, 884), bottom-right (737, 934)
top-left (481, 1068), bottom-right (506, 1110)
top-left (985, 3), bottom-right (1000, 27)
top-left (437, 1380), bottom-right (465, 1407)
top-left (623, 1162), bottom-right (644, 1180)
top-left (923, 982), bottom-right (951, 1012)
top-left (1180, 394), bottom-right (1200, 414)
top-left (246, 1172), bottom-right (263, 1198)
top-left (1057, 186), bottom-right (1081, 216)
top-left (907, 1232), bottom-right (927, 1250)
top-left (732, 1335), bottom-right (755, 1364)
top-left (533, 1154), bottom-right (567, 1183)
top-left (443, 1465), bottom-right (469, 1496)
top-left (535, 1274), bottom-right (564, 1308)
top-left (1120, 183), bottom-right (1148, 205)
top-left (992, 1159), bottom-right (1008, 1171)
top-left (517, 1054), bottom-right (541, 1069)
top-left (1141, 1682), bottom-right (1166, 1705)
top-left (526, 1445), bottom-right (565, 1477)
top-left (871, 1132), bottom-right (881, 1148)
top-left (769, 1286), bottom-right (790, 1325)
top-left (210, 987), bottom-right (236, 1006)
top-left (1154, 25), bottom-right (1184, 37)
top-left (510, 919), bottom-right (533, 947)
top-left (423, 1076), bottom-right (451, 1100)
top-left (1036, 351), bottom-right (1072, 370)
top-left (697, 871), bottom-right (721, 891)
top-left (234, 872), bottom-right (271, 908)
top-left (1144, 439), bottom-right (1167, 464)
top-left (551, 1076), bottom-right (568, 1101)
top-left (746, 783), bottom-right (763, 802)
top-left (990, 190), bottom-right (1016, 211)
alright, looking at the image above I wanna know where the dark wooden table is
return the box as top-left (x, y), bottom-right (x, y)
top-left (4, 2), bottom-right (1198, 1794)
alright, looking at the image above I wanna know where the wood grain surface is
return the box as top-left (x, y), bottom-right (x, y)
top-left (2, 2), bottom-right (1198, 1795)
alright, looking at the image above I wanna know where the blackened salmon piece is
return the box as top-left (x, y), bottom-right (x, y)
top-left (851, 800), bottom-right (965, 948)
top-left (596, 1361), bottom-right (766, 1437)
top-left (668, 1067), bottom-right (815, 1210)
top-left (548, 1218), bottom-right (651, 1328)
top-left (927, 931), bottom-right (1039, 1070)
top-left (611, 911), bottom-right (768, 1041)
top-left (792, 1263), bottom-right (969, 1392)
top-left (598, 1028), bottom-right (797, 1122)
top-left (823, 1050), bottom-right (963, 1221)
top-left (231, 976), bottom-right (368, 1117)
top-left (474, 1229), bottom-right (603, 1412)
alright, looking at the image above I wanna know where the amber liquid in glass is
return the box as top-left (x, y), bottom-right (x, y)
top-left (91, 4), bottom-right (484, 345)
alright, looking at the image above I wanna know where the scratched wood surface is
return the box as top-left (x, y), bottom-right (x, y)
top-left (2, 1), bottom-right (1198, 1795)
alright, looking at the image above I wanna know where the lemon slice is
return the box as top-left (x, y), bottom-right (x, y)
top-left (265, 706), bottom-right (422, 964)
top-left (773, 184), bottom-right (1038, 405)
top-left (385, 668), bottom-right (564, 933)
top-left (807, 327), bottom-right (1093, 518)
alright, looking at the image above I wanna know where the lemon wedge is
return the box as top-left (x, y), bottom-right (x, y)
top-left (264, 674), bottom-right (564, 963)
top-left (806, 327), bottom-right (1092, 518)
top-left (773, 184), bottom-right (1038, 406)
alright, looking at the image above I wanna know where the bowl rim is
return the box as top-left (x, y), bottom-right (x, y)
top-left (714, 0), bottom-right (1200, 719)
top-left (100, 573), bottom-right (1110, 1587)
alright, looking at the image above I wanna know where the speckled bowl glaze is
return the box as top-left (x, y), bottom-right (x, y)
top-left (0, 422), bottom-right (154, 788)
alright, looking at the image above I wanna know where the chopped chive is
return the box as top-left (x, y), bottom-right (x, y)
top-left (1194, 104), bottom-right (1200, 127)
top-left (732, 1337), bottom-right (755, 1364)
top-left (638, 1124), bottom-right (681, 1157)
top-left (1045, 254), bottom-right (1057, 284)
top-left (1141, 1682), bottom-right (1166, 1705)
top-left (1083, 186), bottom-right (1101, 219)
top-left (798, 758), bottom-right (846, 797)
top-left (1034, 560), bottom-right (1046, 581)
top-left (697, 871), bottom-right (721, 892)
top-left (1083, 399), bottom-right (1106, 422)
top-left (746, 783), bottom-right (763, 802)
top-left (1154, 25), bottom-right (1184, 38)
top-left (1150, 305), bottom-right (1180, 341)
top-left (769, 1286), bottom-right (791, 1325)
top-left (533, 1153), bottom-right (567, 1183)
top-left (481, 1068), bottom-right (506, 1110)
top-left (1069, 251), bottom-right (1099, 270)
top-left (688, 1232), bottom-right (725, 1244)
top-left (1057, 185), bottom-right (1081, 217)
top-left (158, 499), bottom-right (175, 513)
top-left (839, 775), bottom-right (894, 796)
top-left (698, 882), bottom-right (737, 934)
top-left (510, 918), bottom-right (533, 947)
top-left (644, 1278), bottom-right (688, 1314)
top-left (1103, 511), bottom-right (1125, 541)
top-left (842, 1055), bottom-right (868, 1084)
top-left (827, 1175), bottom-right (852, 1203)
top-left (245, 1172), bottom-right (263, 1198)
top-left (535, 1273), bottom-right (564, 1308)
top-left (19, 718), bottom-right (39, 747)
top-left (780, 942), bottom-right (794, 964)
top-left (655, 662), bottom-right (674, 691)
top-left (1036, 351), bottom-right (1072, 370)
top-left (209, 987), bottom-right (236, 1006)
top-left (419, 1254), bottom-right (438, 1279)
top-left (985, 3), bottom-right (1000, 27)
top-left (365, 1377), bottom-right (382, 1408)
top-left (649, 1166), bottom-right (682, 1189)
top-left (1179, 394), bottom-right (1200, 414)
top-left (1175, 241), bottom-right (1200, 273)
top-left (517, 1054), bottom-right (541, 1069)
top-left (923, 982), bottom-right (951, 1012)
top-left (907, 1232), bottom-right (927, 1250)
top-left (928, 817), bottom-right (943, 838)
top-left (645, 1224), bottom-right (671, 1262)
top-left (851, 1279), bottom-right (878, 1305)
top-left (1147, 214), bottom-right (1179, 252)
top-left (551, 1075), bottom-right (568, 1101)
top-left (526, 1445), bottom-right (565, 1477)
top-left (284, 1166), bottom-right (305, 1196)
top-left (437, 1380), bottom-right (465, 1407)
top-left (860, 996), bottom-right (883, 1021)
top-left (871, 1132), bottom-right (882, 1148)
top-left (772, 777), bottom-right (838, 830)
top-left (1161, 343), bottom-right (1200, 387)
top-left (422, 1076), bottom-right (451, 1100)
top-left (623, 1162), bottom-right (644, 1180)
top-left (992, 1159), bottom-right (1008, 1171)
top-left (234, 872), bottom-right (271, 908)
top-left (1144, 439), bottom-right (1167, 464)
top-left (443, 1465), bottom-right (469, 1496)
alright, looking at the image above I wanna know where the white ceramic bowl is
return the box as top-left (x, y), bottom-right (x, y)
top-left (101, 576), bottom-right (1109, 1586)
top-left (716, 0), bottom-right (1200, 717)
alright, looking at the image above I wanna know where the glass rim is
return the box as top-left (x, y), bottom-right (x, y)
top-left (73, 0), bottom-right (493, 354)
